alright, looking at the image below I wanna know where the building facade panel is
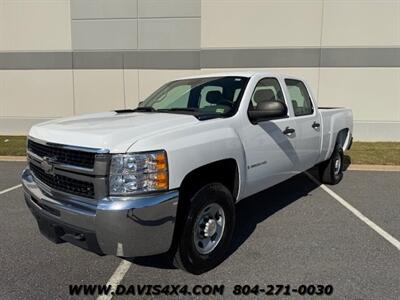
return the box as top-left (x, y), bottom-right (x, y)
top-left (0, 0), bottom-right (400, 141)
top-left (138, 18), bottom-right (200, 49)
top-left (138, 0), bottom-right (200, 18)
top-left (322, 0), bottom-right (398, 47)
top-left (318, 68), bottom-right (399, 122)
top-left (200, 48), bottom-right (321, 68)
top-left (124, 70), bottom-right (140, 109)
top-left (0, 117), bottom-right (53, 135)
top-left (0, 0), bottom-right (71, 51)
top-left (71, 19), bottom-right (138, 50)
top-left (201, 0), bottom-right (323, 48)
top-left (71, 0), bottom-right (138, 19)
top-left (353, 121), bottom-right (400, 141)
top-left (125, 51), bottom-right (200, 69)
top-left (0, 70), bottom-right (74, 118)
top-left (73, 69), bottom-right (125, 114)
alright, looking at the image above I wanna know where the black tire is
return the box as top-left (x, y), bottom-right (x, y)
top-left (320, 144), bottom-right (344, 185)
top-left (173, 183), bottom-right (235, 274)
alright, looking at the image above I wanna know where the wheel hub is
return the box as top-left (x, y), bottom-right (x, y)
top-left (202, 218), bottom-right (217, 237)
top-left (334, 154), bottom-right (341, 175)
top-left (193, 203), bottom-right (225, 255)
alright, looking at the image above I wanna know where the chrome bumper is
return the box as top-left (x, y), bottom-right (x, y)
top-left (21, 167), bottom-right (179, 257)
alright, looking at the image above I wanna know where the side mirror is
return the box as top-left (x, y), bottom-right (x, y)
top-left (248, 100), bottom-right (287, 123)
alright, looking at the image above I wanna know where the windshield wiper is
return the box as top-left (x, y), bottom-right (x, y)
top-left (131, 106), bottom-right (156, 112)
top-left (114, 109), bottom-right (136, 113)
top-left (196, 113), bottom-right (225, 120)
top-left (118, 107), bottom-right (198, 114)
top-left (158, 108), bottom-right (199, 112)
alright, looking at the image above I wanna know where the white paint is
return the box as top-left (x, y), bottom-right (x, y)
top-left (306, 173), bottom-right (400, 251)
top-left (0, 184), bottom-right (22, 195)
top-left (97, 260), bottom-right (132, 300)
top-left (116, 242), bottom-right (124, 257)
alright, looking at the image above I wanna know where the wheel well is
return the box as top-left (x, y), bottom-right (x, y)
top-left (336, 128), bottom-right (349, 149)
top-left (180, 158), bottom-right (239, 202)
top-left (169, 159), bottom-right (239, 253)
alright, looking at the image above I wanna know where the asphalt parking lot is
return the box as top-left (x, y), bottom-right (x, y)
top-left (0, 161), bottom-right (399, 299)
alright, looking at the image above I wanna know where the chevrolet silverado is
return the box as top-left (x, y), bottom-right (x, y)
top-left (22, 72), bottom-right (353, 274)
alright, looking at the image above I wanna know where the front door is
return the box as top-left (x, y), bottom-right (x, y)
top-left (239, 77), bottom-right (300, 197)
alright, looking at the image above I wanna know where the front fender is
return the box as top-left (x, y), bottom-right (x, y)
top-left (129, 123), bottom-right (246, 200)
top-left (167, 127), bottom-right (245, 194)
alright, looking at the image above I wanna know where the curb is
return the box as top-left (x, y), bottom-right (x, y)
top-left (0, 156), bottom-right (26, 162)
top-left (347, 164), bottom-right (400, 172)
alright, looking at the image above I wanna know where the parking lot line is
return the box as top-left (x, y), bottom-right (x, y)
top-left (306, 172), bottom-right (400, 251)
top-left (97, 259), bottom-right (132, 300)
top-left (0, 184), bottom-right (21, 195)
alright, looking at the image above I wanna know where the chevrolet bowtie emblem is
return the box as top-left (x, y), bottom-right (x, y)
top-left (41, 156), bottom-right (56, 175)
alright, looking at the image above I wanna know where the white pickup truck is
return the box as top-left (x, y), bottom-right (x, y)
top-left (22, 72), bottom-right (353, 274)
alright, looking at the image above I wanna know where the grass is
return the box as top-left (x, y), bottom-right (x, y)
top-left (0, 136), bottom-right (399, 165)
top-left (0, 136), bottom-right (27, 156)
top-left (346, 142), bottom-right (400, 166)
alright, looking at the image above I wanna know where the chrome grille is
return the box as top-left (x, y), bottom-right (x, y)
top-left (30, 163), bottom-right (95, 198)
top-left (27, 138), bottom-right (110, 200)
top-left (28, 139), bottom-right (95, 169)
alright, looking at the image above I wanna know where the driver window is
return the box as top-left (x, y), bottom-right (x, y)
top-left (249, 78), bottom-right (284, 110)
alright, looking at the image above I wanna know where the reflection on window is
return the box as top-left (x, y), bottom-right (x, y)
top-left (141, 77), bottom-right (249, 116)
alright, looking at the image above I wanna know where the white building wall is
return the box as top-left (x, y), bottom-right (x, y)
top-left (0, 0), bottom-right (399, 141)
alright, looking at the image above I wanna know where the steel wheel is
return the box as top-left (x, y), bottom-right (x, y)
top-left (320, 144), bottom-right (344, 185)
top-left (333, 151), bottom-right (342, 175)
top-left (193, 203), bottom-right (225, 255)
top-left (173, 183), bottom-right (235, 274)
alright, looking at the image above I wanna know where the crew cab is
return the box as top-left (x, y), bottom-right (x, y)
top-left (22, 72), bottom-right (353, 274)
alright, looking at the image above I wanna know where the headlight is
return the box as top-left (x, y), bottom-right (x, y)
top-left (109, 151), bottom-right (168, 195)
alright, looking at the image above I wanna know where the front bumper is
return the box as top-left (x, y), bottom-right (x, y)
top-left (21, 167), bottom-right (179, 257)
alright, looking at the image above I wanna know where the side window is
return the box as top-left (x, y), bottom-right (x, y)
top-left (285, 79), bottom-right (313, 116)
top-left (249, 78), bottom-right (285, 110)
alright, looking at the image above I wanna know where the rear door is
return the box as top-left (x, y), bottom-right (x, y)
top-left (284, 79), bottom-right (322, 171)
top-left (239, 77), bottom-right (299, 197)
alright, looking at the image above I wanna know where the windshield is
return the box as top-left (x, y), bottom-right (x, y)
top-left (139, 76), bottom-right (249, 118)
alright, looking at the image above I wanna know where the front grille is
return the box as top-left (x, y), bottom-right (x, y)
top-left (28, 139), bottom-right (95, 169)
top-left (30, 163), bottom-right (95, 199)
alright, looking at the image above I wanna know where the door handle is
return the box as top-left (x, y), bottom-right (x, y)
top-left (282, 126), bottom-right (296, 135)
top-left (312, 121), bottom-right (320, 129)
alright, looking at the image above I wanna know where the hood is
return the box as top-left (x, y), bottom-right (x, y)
top-left (29, 111), bottom-right (199, 153)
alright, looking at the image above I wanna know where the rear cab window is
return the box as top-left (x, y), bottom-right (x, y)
top-left (285, 79), bottom-right (314, 116)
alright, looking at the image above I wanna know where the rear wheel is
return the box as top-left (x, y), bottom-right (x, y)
top-left (320, 144), bottom-right (344, 185)
top-left (173, 183), bottom-right (235, 274)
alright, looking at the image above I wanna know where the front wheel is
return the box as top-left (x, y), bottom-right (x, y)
top-left (319, 144), bottom-right (344, 185)
top-left (173, 183), bottom-right (235, 274)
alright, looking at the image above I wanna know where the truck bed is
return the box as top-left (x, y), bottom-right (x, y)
top-left (319, 107), bottom-right (345, 110)
top-left (318, 107), bottom-right (353, 163)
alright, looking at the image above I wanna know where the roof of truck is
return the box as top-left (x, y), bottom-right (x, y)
top-left (177, 71), bottom-right (260, 80)
top-left (177, 71), bottom-right (302, 81)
